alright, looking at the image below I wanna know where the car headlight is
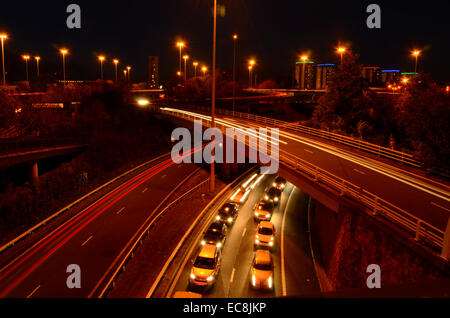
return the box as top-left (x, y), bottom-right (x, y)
top-left (274, 197), bottom-right (279, 202)
top-left (268, 276), bottom-right (272, 289)
top-left (216, 242), bottom-right (222, 248)
top-left (207, 275), bottom-right (214, 282)
top-left (265, 195), bottom-right (269, 200)
top-left (256, 235), bottom-right (259, 239)
top-left (228, 217), bottom-right (233, 223)
top-left (255, 212), bottom-right (258, 217)
top-left (255, 239), bottom-right (260, 244)
top-left (201, 240), bottom-right (206, 246)
top-left (266, 214), bottom-right (271, 218)
top-left (270, 237), bottom-right (274, 241)
top-left (269, 241), bottom-right (273, 246)
top-left (273, 183), bottom-right (276, 187)
top-left (216, 216), bottom-right (220, 221)
top-left (252, 275), bottom-right (256, 287)
top-left (190, 273), bottom-right (196, 280)
top-left (281, 184), bottom-right (285, 188)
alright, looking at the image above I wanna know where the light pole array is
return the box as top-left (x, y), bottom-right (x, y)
top-left (193, 61), bottom-right (199, 77)
top-left (22, 55), bottom-right (30, 82)
top-left (98, 55), bottom-right (105, 80)
top-left (35, 56), bottom-right (40, 78)
top-left (177, 41), bottom-right (185, 74)
top-left (183, 55), bottom-right (189, 81)
top-left (232, 34), bottom-right (238, 115)
top-left (113, 59), bottom-right (119, 81)
top-left (412, 50), bottom-right (421, 73)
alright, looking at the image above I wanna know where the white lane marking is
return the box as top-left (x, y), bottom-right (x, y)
top-left (304, 149), bottom-right (314, 154)
top-left (431, 202), bottom-right (450, 213)
top-left (230, 268), bottom-right (236, 283)
top-left (161, 174), bottom-right (167, 179)
top-left (117, 207), bottom-right (125, 215)
top-left (281, 186), bottom-right (296, 297)
top-left (26, 285), bottom-right (41, 298)
top-left (142, 188), bottom-right (148, 194)
top-left (353, 169), bottom-right (366, 175)
top-left (82, 236), bottom-right (93, 247)
top-left (241, 228), bottom-right (247, 238)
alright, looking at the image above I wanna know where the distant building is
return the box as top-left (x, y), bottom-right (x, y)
top-left (362, 67), bottom-right (381, 86)
top-left (381, 69), bottom-right (401, 85)
top-left (316, 64), bottom-right (335, 89)
top-left (295, 61), bottom-right (315, 89)
top-left (148, 56), bottom-right (159, 87)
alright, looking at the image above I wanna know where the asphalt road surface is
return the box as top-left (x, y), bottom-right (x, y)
top-left (0, 153), bottom-right (201, 298)
top-left (168, 174), bottom-right (321, 298)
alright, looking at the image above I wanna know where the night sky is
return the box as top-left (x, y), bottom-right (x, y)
top-left (1, 0), bottom-right (449, 84)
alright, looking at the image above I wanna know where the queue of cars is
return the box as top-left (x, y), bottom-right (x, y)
top-left (188, 174), bottom-right (287, 294)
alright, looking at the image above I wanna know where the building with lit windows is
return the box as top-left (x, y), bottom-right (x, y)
top-left (316, 64), bottom-right (335, 90)
top-left (148, 56), bottom-right (159, 87)
top-left (295, 61), bottom-right (315, 89)
top-left (362, 66), bottom-right (381, 86)
top-left (381, 69), bottom-right (401, 85)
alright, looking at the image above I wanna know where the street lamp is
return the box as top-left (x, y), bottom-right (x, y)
top-left (248, 60), bottom-right (255, 88)
top-left (193, 61), bottom-right (199, 77)
top-left (232, 34), bottom-right (238, 115)
top-left (123, 70), bottom-right (127, 79)
top-left (127, 66), bottom-right (131, 82)
top-left (337, 47), bottom-right (346, 64)
top-left (210, 0), bottom-right (218, 193)
top-left (412, 50), bottom-right (421, 73)
top-left (300, 55), bottom-right (308, 90)
top-left (176, 41), bottom-right (185, 73)
top-left (35, 56), bottom-right (40, 78)
top-left (60, 49), bottom-right (68, 87)
top-left (22, 55), bottom-right (30, 82)
top-left (98, 55), bottom-right (105, 80)
top-left (183, 55), bottom-right (189, 81)
top-left (0, 33), bottom-right (7, 87)
top-left (201, 66), bottom-right (207, 77)
top-left (113, 59), bottom-right (119, 81)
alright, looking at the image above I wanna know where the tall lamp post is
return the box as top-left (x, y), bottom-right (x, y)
top-left (127, 66), bottom-right (131, 82)
top-left (337, 47), bottom-right (346, 64)
top-left (35, 56), bottom-right (40, 78)
top-left (232, 34), bottom-right (238, 115)
top-left (113, 59), bottom-right (119, 81)
top-left (0, 33), bottom-right (7, 87)
top-left (22, 55), bottom-right (30, 82)
top-left (210, 0), bottom-right (217, 193)
top-left (248, 60), bottom-right (255, 88)
top-left (202, 66), bottom-right (207, 77)
top-left (412, 50), bottom-right (421, 74)
top-left (60, 49), bottom-right (68, 87)
top-left (177, 41), bottom-right (185, 74)
top-left (193, 62), bottom-right (199, 77)
top-left (300, 55), bottom-right (308, 90)
top-left (183, 55), bottom-right (189, 81)
top-left (98, 56), bottom-right (105, 80)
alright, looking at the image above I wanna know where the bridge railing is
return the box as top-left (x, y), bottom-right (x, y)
top-left (0, 137), bottom-right (84, 155)
top-left (158, 104), bottom-right (421, 168)
top-left (160, 107), bottom-right (447, 259)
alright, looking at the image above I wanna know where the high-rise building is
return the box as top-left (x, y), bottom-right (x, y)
top-left (316, 64), bottom-right (336, 89)
top-left (362, 67), bottom-right (381, 86)
top-left (381, 69), bottom-right (401, 85)
top-left (148, 56), bottom-right (159, 87)
top-left (295, 61), bottom-right (315, 89)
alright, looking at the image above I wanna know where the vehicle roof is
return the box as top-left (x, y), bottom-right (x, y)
top-left (255, 250), bottom-right (272, 265)
top-left (208, 222), bottom-right (223, 230)
top-left (199, 244), bottom-right (217, 258)
top-left (259, 221), bottom-right (274, 230)
top-left (258, 200), bottom-right (274, 209)
top-left (268, 187), bottom-right (281, 195)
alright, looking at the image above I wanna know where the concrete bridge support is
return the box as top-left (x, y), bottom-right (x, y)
top-left (29, 160), bottom-right (39, 190)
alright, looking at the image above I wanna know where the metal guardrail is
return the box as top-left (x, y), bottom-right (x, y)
top-left (0, 137), bottom-right (84, 155)
top-left (0, 152), bottom-right (171, 254)
top-left (160, 108), bottom-right (448, 259)
top-left (159, 104), bottom-right (422, 168)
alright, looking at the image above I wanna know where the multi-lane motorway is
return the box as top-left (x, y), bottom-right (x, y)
top-left (0, 152), bottom-right (203, 298)
top-left (166, 174), bottom-right (321, 298)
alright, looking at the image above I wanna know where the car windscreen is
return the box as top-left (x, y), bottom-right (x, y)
top-left (194, 256), bottom-right (215, 269)
top-left (258, 227), bottom-right (273, 235)
top-left (205, 229), bottom-right (221, 240)
top-left (254, 261), bottom-right (273, 271)
top-left (258, 201), bottom-right (274, 211)
top-left (268, 188), bottom-right (281, 196)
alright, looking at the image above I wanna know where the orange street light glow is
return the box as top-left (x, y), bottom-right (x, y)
top-left (60, 49), bottom-right (68, 55)
top-left (183, 55), bottom-right (189, 60)
top-left (98, 55), bottom-right (105, 61)
top-left (337, 47), bottom-right (346, 53)
top-left (300, 55), bottom-right (308, 61)
top-left (412, 50), bottom-right (421, 57)
top-left (113, 59), bottom-right (119, 64)
top-left (0, 34), bottom-right (7, 40)
top-left (22, 55), bottom-right (30, 60)
top-left (176, 41), bottom-right (185, 48)
top-left (35, 56), bottom-right (40, 61)
top-left (249, 59), bottom-right (255, 66)
top-left (193, 62), bottom-right (199, 66)
top-left (233, 34), bottom-right (238, 40)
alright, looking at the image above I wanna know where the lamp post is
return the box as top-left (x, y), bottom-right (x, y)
top-left (337, 47), bottom-right (346, 64)
top-left (412, 50), bottom-right (421, 73)
top-left (183, 55), bottom-right (189, 81)
top-left (60, 49), bottom-right (68, 87)
top-left (193, 62), bottom-right (199, 77)
top-left (202, 66), bottom-right (207, 77)
top-left (127, 66), bottom-right (131, 82)
top-left (300, 55), bottom-right (308, 90)
top-left (113, 59), bottom-right (119, 81)
top-left (210, 0), bottom-right (217, 193)
top-left (232, 34), bottom-right (238, 115)
top-left (176, 41), bottom-right (185, 74)
top-left (0, 33), bottom-right (7, 87)
top-left (248, 60), bottom-right (255, 88)
top-left (22, 55), bottom-right (30, 82)
top-left (98, 56), bottom-right (105, 80)
top-left (35, 56), bottom-right (40, 78)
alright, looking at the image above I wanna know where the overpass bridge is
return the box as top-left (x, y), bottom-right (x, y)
top-left (156, 105), bottom-right (450, 262)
